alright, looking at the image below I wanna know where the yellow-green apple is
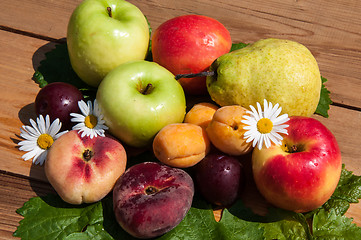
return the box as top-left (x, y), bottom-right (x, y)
top-left (96, 60), bottom-right (186, 147)
top-left (45, 130), bottom-right (127, 204)
top-left (113, 162), bottom-right (194, 238)
top-left (67, 0), bottom-right (150, 87)
top-left (252, 116), bottom-right (342, 212)
top-left (152, 15), bottom-right (232, 95)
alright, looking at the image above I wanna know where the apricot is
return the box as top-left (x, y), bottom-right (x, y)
top-left (184, 102), bottom-right (219, 129)
top-left (153, 123), bottom-right (211, 168)
top-left (206, 105), bottom-right (253, 156)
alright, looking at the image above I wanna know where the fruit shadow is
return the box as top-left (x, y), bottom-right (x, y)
top-left (11, 103), bottom-right (55, 198)
top-left (32, 38), bottom-right (66, 72)
top-left (224, 152), bottom-right (275, 223)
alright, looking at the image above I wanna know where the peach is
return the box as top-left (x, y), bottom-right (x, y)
top-left (113, 162), bottom-right (194, 238)
top-left (153, 123), bottom-right (210, 168)
top-left (206, 105), bottom-right (253, 156)
top-left (45, 130), bottom-right (127, 204)
top-left (184, 102), bottom-right (219, 129)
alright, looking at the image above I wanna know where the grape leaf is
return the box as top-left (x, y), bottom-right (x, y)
top-left (260, 208), bottom-right (311, 240)
top-left (218, 200), bottom-right (264, 240)
top-left (13, 194), bottom-right (104, 240)
top-left (315, 76), bottom-right (332, 118)
top-left (64, 223), bottom-right (113, 240)
top-left (158, 198), bottom-right (222, 240)
top-left (322, 164), bottom-right (361, 215)
top-left (230, 42), bottom-right (249, 52)
top-left (313, 208), bottom-right (361, 240)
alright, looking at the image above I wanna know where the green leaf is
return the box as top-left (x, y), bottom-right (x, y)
top-left (322, 164), bottom-right (361, 215)
top-left (64, 223), bottom-right (113, 240)
top-left (315, 76), bottom-right (332, 118)
top-left (230, 42), bottom-right (249, 52)
top-left (34, 43), bottom-right (97, 100)
top-left (144, 15), bottom-right (153, 62)
top-left (13, 194), bottom-right (104, 240)
top-left (313, 208), bottom-right (361, 239)
top-left (159, 198), bottom-right (221, 240)
top-left (260, 208), bottom-right (311, 240)
top-left (218, 200), bottom-right (264, 240)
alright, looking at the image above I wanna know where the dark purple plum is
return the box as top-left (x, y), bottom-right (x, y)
top-left (195, 153), bottom-right (245, 207)
top-left (35, 82), bottom-right (84, 130)
top-left (113, 162), bottom-right (194, 239)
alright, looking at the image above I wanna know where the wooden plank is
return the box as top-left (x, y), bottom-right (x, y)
top-left (0, 172), bottom-right (55, 240)
top-left (0, 30), bottom-right (55, 181)
top-left (1, 0), bottom-right (361, 108)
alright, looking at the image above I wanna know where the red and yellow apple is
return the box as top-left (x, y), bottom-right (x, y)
top-left (45, 130), bottom-right (127, 204)
top-left (152, 15), bottom-right (232, 95)
top-left (252, 116), bottom-right (342, 213)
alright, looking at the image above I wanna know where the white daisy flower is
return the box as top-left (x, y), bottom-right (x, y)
top-left (241, 99), bottom-right (290, 150)
top-left (70, 99), bottom-right (108, 139)
top-left (18, 115), bottom-right (68, 165)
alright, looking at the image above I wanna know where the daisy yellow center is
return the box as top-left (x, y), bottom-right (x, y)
top-left (257, 118), bottom-right (273, 134)
top-left (37, 134), bottom-right (54, 150)
top-left (84, 115), bottom-right (98, 129)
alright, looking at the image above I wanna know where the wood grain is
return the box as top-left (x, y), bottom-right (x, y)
top-left (1, 0), bottom-right (361, 108)
top-left (1, 0), bottom-right (361, 237)
top-left (0, 30), bottom-right (55, 181)
top-left (0, 172), bottom-right (55, 240)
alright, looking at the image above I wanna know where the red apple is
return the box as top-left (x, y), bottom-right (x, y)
top-left (45, 130), bottom-right (127, 204)
top-left (113, 162), bottom-right (194, 239)
top-left (252, 116), bottom-right (342, 213)
top-left (152, 14), bottom-right (232, 95)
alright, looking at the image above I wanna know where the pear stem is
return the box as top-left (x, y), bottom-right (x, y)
top-left (107, 7), bottom-right (112, 18)
top-left (175, 71), bottom-right (215, 80)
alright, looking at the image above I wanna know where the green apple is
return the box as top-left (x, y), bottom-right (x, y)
top-left (67, 0), bottom-right (150, 87)
top-left (96, 60), bottom-right (186, 147)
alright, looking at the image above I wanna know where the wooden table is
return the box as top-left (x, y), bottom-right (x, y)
top-left (1, 0), bottom-right (361, 239)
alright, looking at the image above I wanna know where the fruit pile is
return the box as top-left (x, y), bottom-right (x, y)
top-left (17, 0), bottom-right (342, 239)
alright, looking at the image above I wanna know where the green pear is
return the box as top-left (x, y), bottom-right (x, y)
top-left (206, 38), bottom-right (321, 117)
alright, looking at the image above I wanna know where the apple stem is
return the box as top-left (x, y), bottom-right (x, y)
top-left (107, 7), bottom-right (112, 18)
top-left (175, 71), bottom-right (215, 80)
top-left (142, 83), bottom-right (153, 95)
top-left (83, 149), bottom-right (94, 162)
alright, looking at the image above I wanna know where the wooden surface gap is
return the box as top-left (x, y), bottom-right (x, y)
top-left (332, 102), bottom-right (361, 112)
top-left (0, 25), bottom-right (64, 44)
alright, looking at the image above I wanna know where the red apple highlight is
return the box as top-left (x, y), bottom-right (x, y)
top-left (152, 15), bottom-right (232, 95)
top-left (252, 116), bottom-right (342, 213)
top-left (45, 130), bottom-right (127, 204)
top-left (113, 162), bottom-right (194, 239)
